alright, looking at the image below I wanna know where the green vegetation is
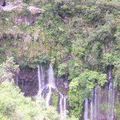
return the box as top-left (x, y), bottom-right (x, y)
top-left (0, 58), bottom-right (60, 120)
top-left (0, 82), bottom-right (59, 120)
top-left (0, 0), bottom-right (120, 119)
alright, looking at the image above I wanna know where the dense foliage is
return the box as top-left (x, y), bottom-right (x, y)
top-left (0, 0), bottom-right (120, 119)
top-left (0, 82), bottom-right (60, 120)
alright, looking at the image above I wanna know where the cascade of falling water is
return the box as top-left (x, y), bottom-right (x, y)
top-left (37, 65), bottom-right (41, 97)
top-left (46, 64), bottom-right (56, 107)
top-left (107, 65), bottom-right (115, 120)
top-left (60, 94), bottom-right (63, 117)
top-left (98, 86), bottom-right (101, 120)
top-left (108, 82), bottom-right (114, 120)
top-left (63, 96), bottom-right (67, 118)
top-left (90, 99), bottom-right (93, 120)
top-left (94, 85), bottom-right (100, 120)
top-left (94, 85), bottom-right (101, 120)
top-left (94, 86), bottom-right (97, 120)
top-left (84, 98), bottom-right (89, 120)
top-left (37, 65), bottom-right (44, 98)
top-left (48, 64), bottom-right (56, 88)
top-left (59, 94), bottom-right (67, 120)
top-left (60, 94), bottom-right (64, 120)
top-left (112, 85), bottom-right (115, 120)
top-left (89, 85), bottom-right (101, 120)
top-left (90, 92), bottom-right (93, 120)
top-left (46, 87), bottom-right (52, 107)
top-left (37, 64), bottom-right (68, 118)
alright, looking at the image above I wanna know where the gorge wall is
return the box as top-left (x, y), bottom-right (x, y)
top-left (15, 64), bottom-right (118, 120)
top-left (16, 64), bottom-right (69, 119)
top-left (0, 0), bottom-right (120, 120)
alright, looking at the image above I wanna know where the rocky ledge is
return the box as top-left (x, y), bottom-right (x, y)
top-left (0, 0), bottom-right (44, 25)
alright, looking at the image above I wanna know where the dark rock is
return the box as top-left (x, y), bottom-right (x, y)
top-left (17, 67), bottom-right (38, 96)
top-left (0, 0), bottom-right (6, 6)
top-left (16, 66), bottom-right (69, 97)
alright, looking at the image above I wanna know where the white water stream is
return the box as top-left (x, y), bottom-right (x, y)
top-left (37, 64), bottom-right (67, 119)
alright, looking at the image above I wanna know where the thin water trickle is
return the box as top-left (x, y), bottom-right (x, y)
top-left (37, 65), bottom-right (41, 96)
top-left (84, 98), bottom-right (89, 120)
top-left (46, 64), bottom-right (56, 106)
top-left (37, 65), bottom-right (44, 98)
top-left (94, 86), bottom-right (97, 120)
top-left (60, 94), bottom-right (63, 117)
top-left (63, 96), bottom-right (67, 118)
top-left (59, 94), bottom-right (67, 120)
top-left (46, 87), bottom-right (52, 107)
top-left (107, 65), bottom-right (115, 120)
top-left (82, 65), bottom-right (116, 120)
top-left (90, 93), bottom-right (93, 120)
top-left (108, 82), bottom-right (115, 120)
top-left (48, 64), bottom-right (56, 88)
top-left (90, 100), bottom-right (93, 120)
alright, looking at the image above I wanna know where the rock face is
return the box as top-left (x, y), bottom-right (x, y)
top-left (0, 1), bottom-right (44, 25)
top-left (0, 0), bottom-right (6, 6)
top-left (17, 67), bottom-right (38, 96)
top-left (16, 66), bottom-right (69, 97)
top-left (56, 77), bottom-right (69, 95)
top-left (28, 6), bottom-right (44, 15)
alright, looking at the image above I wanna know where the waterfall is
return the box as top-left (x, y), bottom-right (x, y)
top-left (82, 64), bottom-right (115, 120)
top-left (48, 64), bottom-right (56, 88)
top-left (37, 65), bottom-right (44, 98)
top-left (94, 85), bottom-right (100, 120)
top-left (84, 98), bottom-right (89, 120)
top-left (90, 93), bottom-right (93, 120)
top-left (93, 85), bottom-right (101, 120)
top-left (59, 94), bottom-right (67, 120)
top-left (85, 85), bottom-right (101, 120)
top-left (108, 82), bottom-right (114, 120)
top-left (94, 86), bottom-right (97, 120)
top-left (16, 63), bottom-right (116, 120)
top-left (46, 87), bottom-right (52, 107)
top-left (63, 96), bottom-right (67, 118)
top-left (33, 64), bottom-right (68, 118)
top-left (60, 94), bottom-right (64, 119)
top-left (46, 64), bottom-right (56, 107)
top-left (107, 65), bottom-right (115, 120)
top-left (81, 65), bottom-right (116, 120)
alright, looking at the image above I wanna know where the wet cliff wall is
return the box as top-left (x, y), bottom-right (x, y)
top-left (0, 0), bottom-right (120, 119)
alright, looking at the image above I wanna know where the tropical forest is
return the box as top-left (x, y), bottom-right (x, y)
top-left (0, 0), bottom-right (120, 120)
